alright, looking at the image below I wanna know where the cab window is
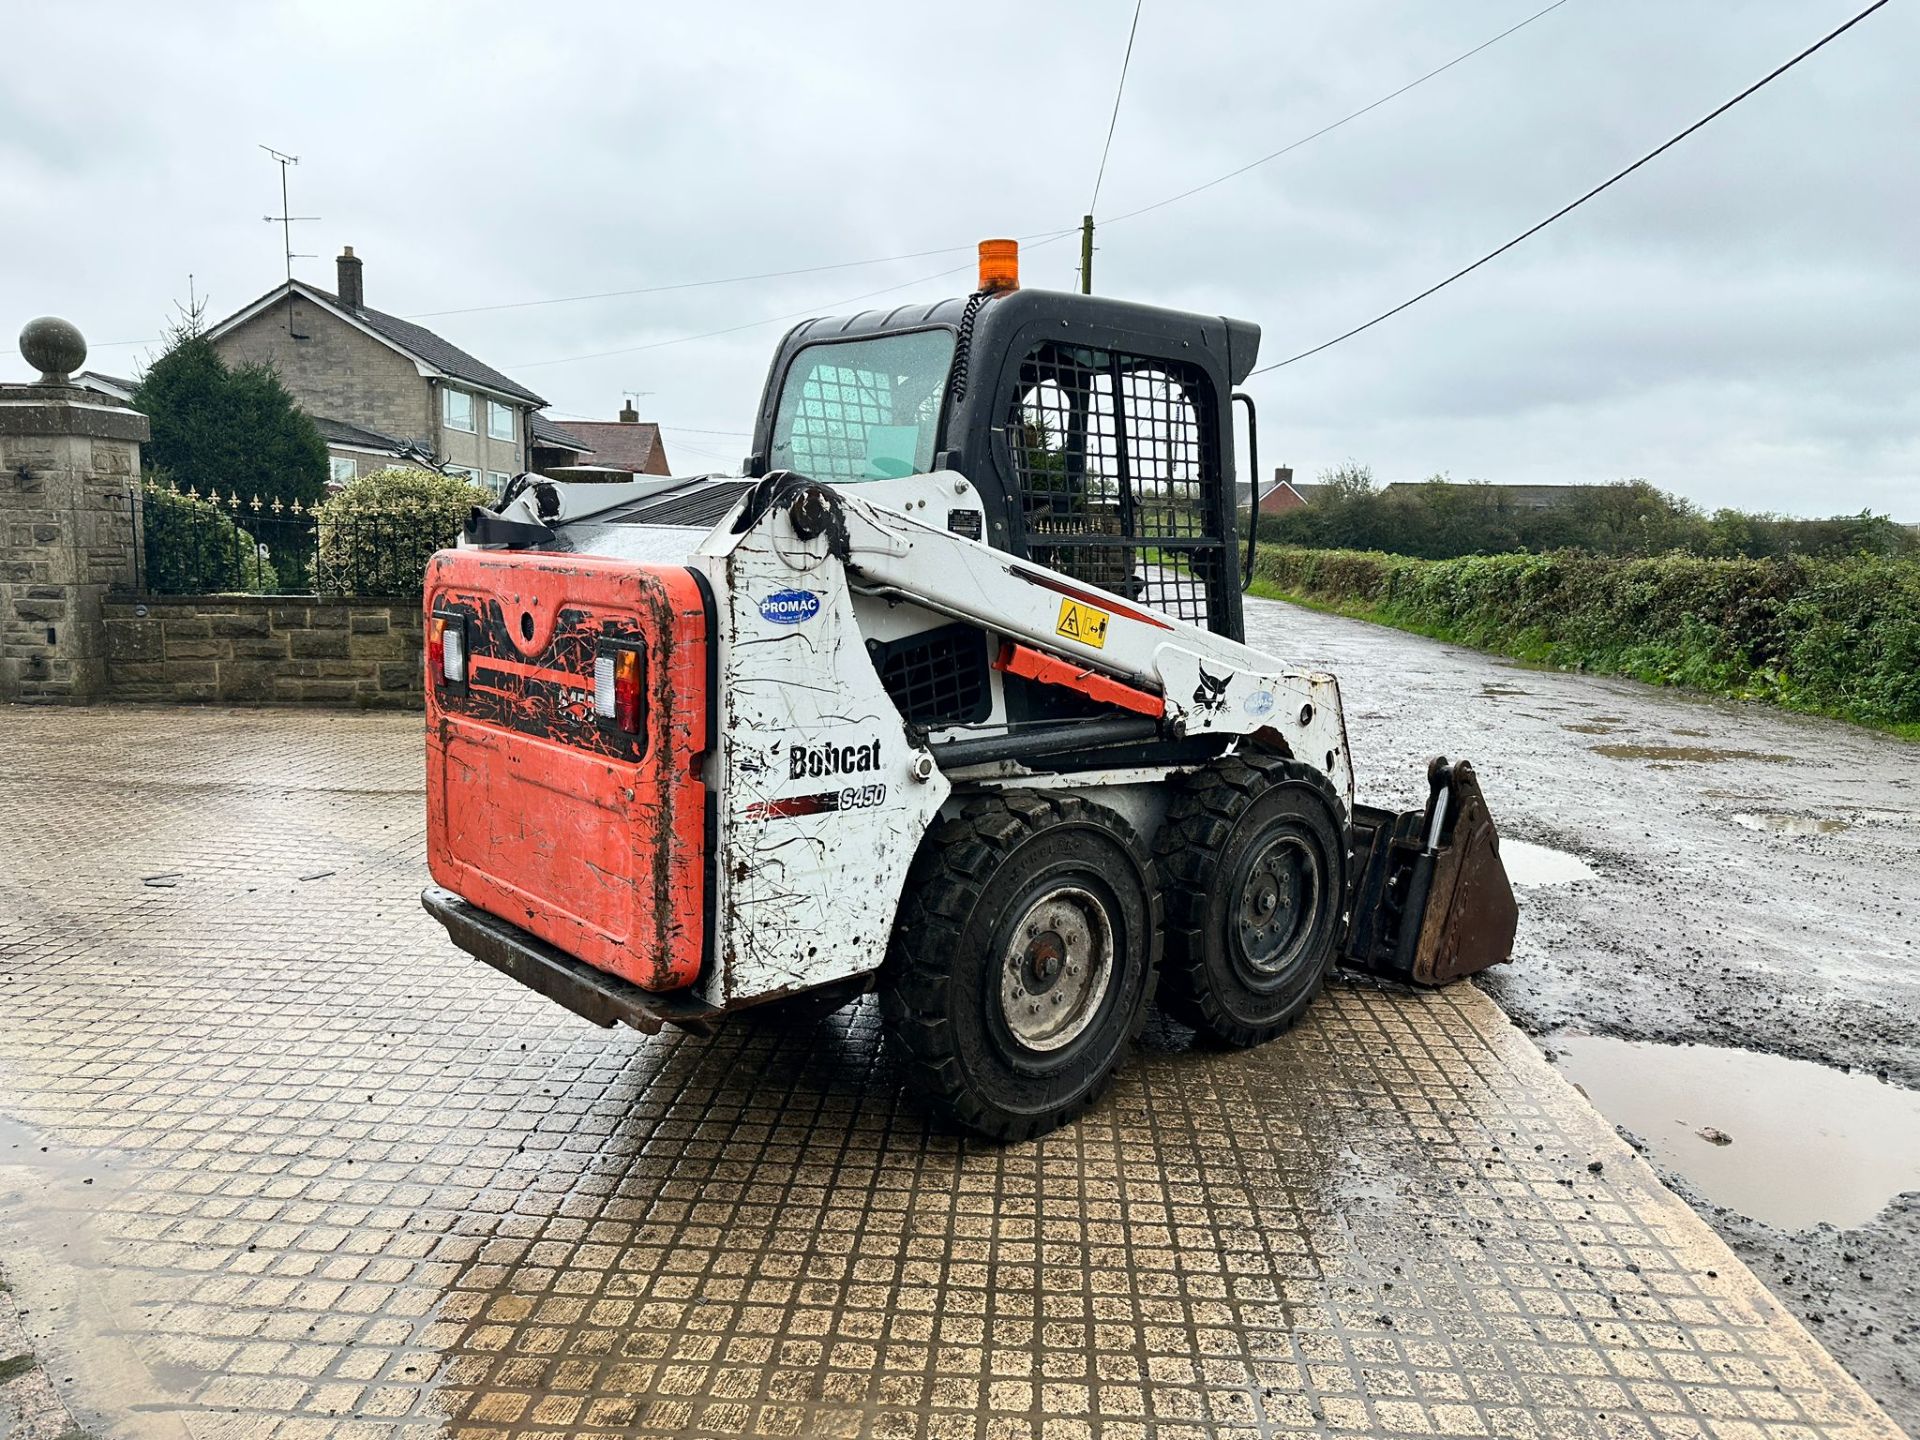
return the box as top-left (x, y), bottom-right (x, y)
top-left (768, 329), bottom-right (955, 482)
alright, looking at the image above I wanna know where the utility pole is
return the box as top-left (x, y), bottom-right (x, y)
top-left (1080, 214), bottom-right (1095, 295)
top-left (260, 145), bottom-right (319, 337)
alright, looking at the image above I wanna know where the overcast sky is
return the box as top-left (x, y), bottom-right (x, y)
top-left (3, 0), bottom-right (1913, 517)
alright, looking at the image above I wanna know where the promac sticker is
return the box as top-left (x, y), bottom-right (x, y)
top-left (759, 589), bottom-right (821, 626)
top-left (1055, 598), bottom-right (1110, 649)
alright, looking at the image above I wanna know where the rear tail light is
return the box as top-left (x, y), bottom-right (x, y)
top-left (429, 611), bottom-right (468, 687)
top-left (594, 642), bottom-right (645, 733)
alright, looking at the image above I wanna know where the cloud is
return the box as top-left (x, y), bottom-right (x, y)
top-left (2, 0), bottom-right (1912, 517)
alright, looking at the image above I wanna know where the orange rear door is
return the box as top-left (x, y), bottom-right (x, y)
top-left (424, 549), bottom-right (710, 992)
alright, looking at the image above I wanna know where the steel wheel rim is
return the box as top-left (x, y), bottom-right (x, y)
top-left (1233, 828), bottom-right (1321, 978)
top-left (998, 885), bottom-right (1114, 1053)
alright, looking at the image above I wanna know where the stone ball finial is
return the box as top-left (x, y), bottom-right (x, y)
top-left (20, 316), bottom-right (87, 384)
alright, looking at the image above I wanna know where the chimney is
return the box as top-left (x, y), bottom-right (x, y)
top-left (618, 397), bottom-right (638, 424)
top-left (336, 246), bottom-right (364, 310)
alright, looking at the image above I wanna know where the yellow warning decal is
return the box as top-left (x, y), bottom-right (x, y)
top-left (1055, 597), bottom-right (1111, 649)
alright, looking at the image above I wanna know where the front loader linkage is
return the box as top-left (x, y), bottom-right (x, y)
top-left (1340, 757), bottom-right (1519, 987)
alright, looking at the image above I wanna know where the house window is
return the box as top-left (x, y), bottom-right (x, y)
top-left (487, 470), bottom-right (511, 496)
top-left (328, 455), bottom-right (357, 485)
top-left (444, 465), bottom-right (476, 485)
top-left (443, 388), bottom-right (475, 433)
top-left (488, 401), bottom-right (515, 441)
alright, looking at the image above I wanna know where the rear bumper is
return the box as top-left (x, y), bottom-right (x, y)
top-left (421, 885), bottom-right (721, 1036)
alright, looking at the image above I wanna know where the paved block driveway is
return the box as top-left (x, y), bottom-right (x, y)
top-left (0, 706), bottom-right (1898, 1440)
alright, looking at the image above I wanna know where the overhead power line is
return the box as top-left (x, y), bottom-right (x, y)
top-left (1252, 0), bottom-right (1892, 375)
top-left (1081, 0), bottom-right (1146, 294)
top-left (1100, 0), bottom-right (1572, 229)
top-left (1089, 0), bottom-right (1145, 215)
top-left (402, 230), bottom-right (1069, 321)
top-left (510, 233), bottom-right (1082, 371)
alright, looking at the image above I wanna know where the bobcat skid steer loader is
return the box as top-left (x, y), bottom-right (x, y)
top-left (421, 241), bottom-right (1518, 1141)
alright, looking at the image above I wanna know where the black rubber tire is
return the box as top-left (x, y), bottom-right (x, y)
top-left (880, 793), bottom-right (1160, 1143)
top-left (1155, 754), bottom-right (1347, 1047)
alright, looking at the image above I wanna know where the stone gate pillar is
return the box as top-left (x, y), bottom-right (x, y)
top-left (0, 317), bottom-right (148, 703)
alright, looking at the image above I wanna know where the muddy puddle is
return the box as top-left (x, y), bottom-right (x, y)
top-left (1547, 1033), bottom-right (1920, 1231)
top-left (1502, 839), bottom-right (1596, 886)
top-left (1733, 812), bottom-right (1851, 837)
top-left (1593, 743), bottom-right (1793, 764)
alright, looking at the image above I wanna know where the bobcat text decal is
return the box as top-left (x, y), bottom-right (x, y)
top-left (789, 738), bottom-right (882, 780)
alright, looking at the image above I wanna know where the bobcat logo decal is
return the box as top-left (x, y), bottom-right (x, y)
top-left (1192, 663), bottom-right (1231, 715)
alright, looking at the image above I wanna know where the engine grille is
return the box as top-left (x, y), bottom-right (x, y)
top-left (604, 480), bottom-right (755, 528)
top-left (871, 624), bottom-right (991, 727)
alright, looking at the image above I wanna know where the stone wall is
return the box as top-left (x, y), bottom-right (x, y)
top-left (0, 386), bottom-right (146, 702)
top-left (103, 595), bottom-right (424, 706)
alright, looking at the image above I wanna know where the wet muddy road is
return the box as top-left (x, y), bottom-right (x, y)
top-left (1245, 597), bottom-right (1920, 1428)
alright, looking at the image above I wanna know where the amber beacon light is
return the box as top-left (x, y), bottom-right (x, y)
top-left (977, 238), bottom-right (1019, 293)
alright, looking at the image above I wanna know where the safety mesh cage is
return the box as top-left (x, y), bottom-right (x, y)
top-left (871, 623), bottom-right (992, 726)
top-left (1004, 344), bottom-right (1226, 630)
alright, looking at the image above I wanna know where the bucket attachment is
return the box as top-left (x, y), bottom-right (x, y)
top-left (1340, 757), bottom-right (1518, 986)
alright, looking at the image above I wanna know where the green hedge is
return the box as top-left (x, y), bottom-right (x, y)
top-left (313, 467), bottom-right (488, 598)
top-left (1253, 546), bottom-right (1920, 734)
top-left (141, 482), bottom-right (281, 594)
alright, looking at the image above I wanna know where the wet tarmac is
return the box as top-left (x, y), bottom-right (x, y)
top-left (1243, 596), bottom-right (1920, 1430)
top-left (0, 703), bottom-right (1905, 1439)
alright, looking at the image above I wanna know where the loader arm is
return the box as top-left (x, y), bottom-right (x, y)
top-left (712, 473), bottom-right (1357, 806)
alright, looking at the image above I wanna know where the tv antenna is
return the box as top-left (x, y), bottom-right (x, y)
top-left (260, 145), bottom-right (319, 336)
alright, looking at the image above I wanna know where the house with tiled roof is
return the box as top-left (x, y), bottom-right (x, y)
top-left (546, 402), bottom-right (672, 477)
top-left (528, 411), bottom-right (594, 473)
top-left (1235, 467), bottom-right (1312, 514)
top-left (204, 246), bottom-right (546, 496)
top-left (73, 370), bottom-right (137, 403)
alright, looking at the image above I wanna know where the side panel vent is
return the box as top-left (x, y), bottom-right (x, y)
top-left (870, 624), bottom-right (992, 727)
top-left (606, 480), bottom-right (756, 528)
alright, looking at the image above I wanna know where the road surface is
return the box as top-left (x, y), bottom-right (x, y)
top-left (1245, 595), bottom-right (1920, 1427)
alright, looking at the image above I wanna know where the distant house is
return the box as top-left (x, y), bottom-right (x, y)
top-left (551, 402), bottom-right (673, 476)
top-left (1236, 467), bottom-right (1312, 515)
top-left (73, 371), bottom-right (136, 403)
top-left (1251, 477), bottom-right (1600, 511)
top-left (529, 412), bottom-right (594, 474)
top-left (203, 246), bottom-right (547, 496)
top-left (312, 416), bottom-right (426, 475)
top-left (1381, 481), bottom-right (1591, 510)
